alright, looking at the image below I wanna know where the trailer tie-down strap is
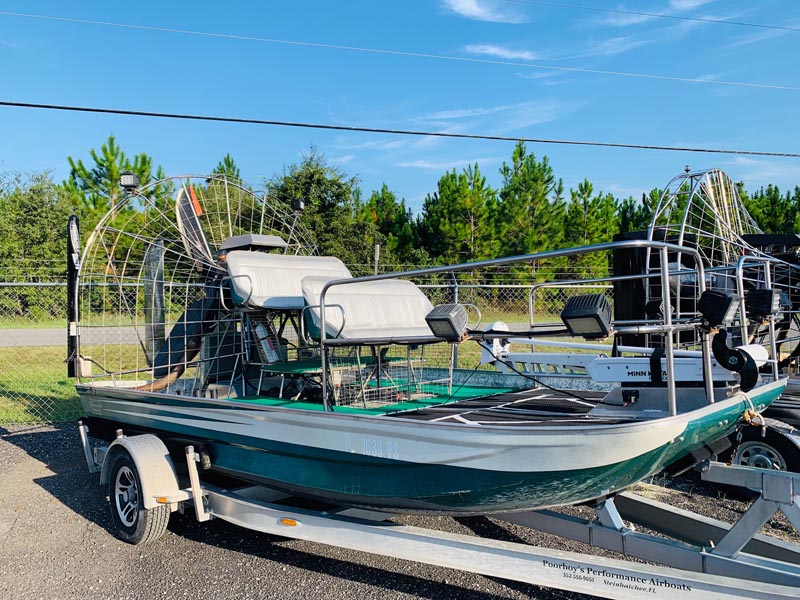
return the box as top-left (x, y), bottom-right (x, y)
top-left (649, 347), bottom-right (665, 385)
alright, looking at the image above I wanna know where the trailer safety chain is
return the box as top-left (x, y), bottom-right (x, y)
top-left (727, 428), bottom-right (744, 466)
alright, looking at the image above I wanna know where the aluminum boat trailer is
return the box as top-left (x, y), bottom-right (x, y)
top-left (79, 423), bottom-right (800, 600)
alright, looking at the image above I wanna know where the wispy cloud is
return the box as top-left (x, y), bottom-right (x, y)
top-left (425, 105), bottom-right (516, 120)
top-left (591, 4), bottom-right (789, 51)
top-left (417, 99), bottom-right (585, 134)
top-left (464, 43), bottom-right (538, 61)
top-left (670, 0), bottom-right (715, 10)
top-left (441, 0), bottom-right (527, 24)
top-left (332, 138), bottom-right (407, 152)
top-left (516, 70), bottom-right (576, 86)
top-left (328, 98), bottom-right (583, 175)
top-left (580, 35), bottom-right (650, 58)
top-left (592, 1), bottom-right (716, 29)
top-left (571, 8), bottom-right (713, 59)
top-left (397, 157), bottom-right (503, 170)
top-left (594, 13), bottom-right (656, 28)
top-left (725, 157), bottom-right (800, 187)
top-left (724, 24), bottom-right (797, 48)
top-left (502, 102), bottom-right (574, 131)
top-left (330, 154), bottom-right (356, 165)
top-left (691, 72), bottom-right (727, 82)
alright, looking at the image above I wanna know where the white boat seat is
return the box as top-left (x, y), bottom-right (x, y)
top-left (301, 276), bottom-right (435, 342)
top-left (225, 251), bottom-right (352, 309)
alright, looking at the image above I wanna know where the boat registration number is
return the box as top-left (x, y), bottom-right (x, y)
top-left (345, 436), bottom-right (400, 459)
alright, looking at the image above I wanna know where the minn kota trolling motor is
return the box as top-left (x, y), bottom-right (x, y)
top-left (698, 289), bottom-right (769, 392)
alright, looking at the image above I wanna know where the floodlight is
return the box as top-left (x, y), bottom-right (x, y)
top-left (119, 172), bottom-right (140, 193)
top-left (426, 304), bottom-right (469, 342)
top-left (697, 290), bottom-right (742, 328)
top-left (291, 198), bottom-right (305, 212)
top-left (745, 288), bottom-right (781, 323)
top-left (560, 294), bottom-right (612, 339)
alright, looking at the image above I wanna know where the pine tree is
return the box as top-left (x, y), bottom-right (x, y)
top-left (212, 154), bottom-right (241, 183)
top-left (417, 164), bottom-right (498, 264)
top-left (496, 142), bottom-right (566, 257)
top-left (618, 196), bottom-right (649, 233)
top-left (746, 184), bottom-right (795, 233)
top-left (63, 134), bottom-right (167, 225)
top-left (64, 135), bottom-right (164, 215)
top-left (563, 180), bottom-right (611, 277)
top-left (358, 184), bottom-right (418, 264)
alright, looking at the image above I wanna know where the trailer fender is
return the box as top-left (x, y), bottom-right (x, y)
top-left (762, 417), bottom-right (800, 443)
top-left (100, 434), bottom-right (181, 510)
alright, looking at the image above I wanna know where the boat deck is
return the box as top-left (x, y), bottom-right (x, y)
top-left (233, 386), bottom-right (641, 426)
top-left (387, 387), bottom-right (638, 426)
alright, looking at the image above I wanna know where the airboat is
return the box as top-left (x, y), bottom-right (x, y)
top-left (483, 167), bottom-right (800, 471)
top-left (68, 173), bottom-right (786, 519)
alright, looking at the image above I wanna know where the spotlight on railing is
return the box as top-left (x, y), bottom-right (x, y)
top-left (560, 294), bottom-right (612, 339)
top-left (119, 172), bottom-right (140, 193)
top-left (426, 304), bottom-right (469, 342)
top-left (745, 288), bottom-right (781, 323)
top-left (697, 290), bottom-right (742, 329)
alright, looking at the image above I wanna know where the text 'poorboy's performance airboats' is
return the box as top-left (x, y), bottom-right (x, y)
top-left (70, 174), bottom-right (800, 599)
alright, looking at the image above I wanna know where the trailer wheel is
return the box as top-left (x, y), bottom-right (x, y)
top-left (107, 450), bottom-right (169, 544)
top-left (728, 428), bottom-right (800, 473)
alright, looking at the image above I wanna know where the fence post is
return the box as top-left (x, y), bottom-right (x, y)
top-left (67, 216), bottom-right (80, 378)
top-left (451, 272), bottom-right (459, 369)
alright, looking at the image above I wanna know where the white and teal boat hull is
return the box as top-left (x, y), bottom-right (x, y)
top-left (77, 377), bottom-right (786, 514)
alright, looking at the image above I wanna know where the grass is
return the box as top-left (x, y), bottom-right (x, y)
top-left (0, 317), bottom-right (65, 330)
top-left (0, 345), bottom-right (80, 424)
top-left (475, 308), bottom-right (533, 325)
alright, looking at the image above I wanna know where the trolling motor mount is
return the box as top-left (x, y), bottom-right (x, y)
top-left (711, 329), bottom-right (759, 392)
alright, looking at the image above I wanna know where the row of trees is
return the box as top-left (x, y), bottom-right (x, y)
top-left (2, 135), bottom-right (799, 285)
top-left (259, 140), bottom-right (800, 276)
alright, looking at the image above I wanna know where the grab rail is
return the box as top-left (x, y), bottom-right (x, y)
top-left (735, 256), bottom-right (780, 380)
top-left (318, 239), bottom-right (709, 413)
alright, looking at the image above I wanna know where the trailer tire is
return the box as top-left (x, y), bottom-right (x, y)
top-left (728, 427), bottom-right (800, 472)
top-left (107, 450), bottom-right (169, 544)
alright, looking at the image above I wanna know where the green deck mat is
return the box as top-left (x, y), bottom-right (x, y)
top-left (231, 383), bottom-right (513, 415)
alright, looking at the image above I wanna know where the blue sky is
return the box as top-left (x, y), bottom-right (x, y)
top-left (0, 0), bottom-right (798, 213)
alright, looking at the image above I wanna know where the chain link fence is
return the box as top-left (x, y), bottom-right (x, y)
top-left (0, 261), bottom-right (80, 424)
top-left (0, 260), bottom-right (610, 424)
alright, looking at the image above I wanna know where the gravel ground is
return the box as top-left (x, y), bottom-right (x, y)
top-left (0, 424), bottom-right (797, 600)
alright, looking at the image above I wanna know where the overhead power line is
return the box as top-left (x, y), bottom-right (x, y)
top-left (504, 0), bottom-right (800, 33)
top-left (1, 100), bottom-right (798, 158)
top-left (0, 11), bottom-right (798, 92)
